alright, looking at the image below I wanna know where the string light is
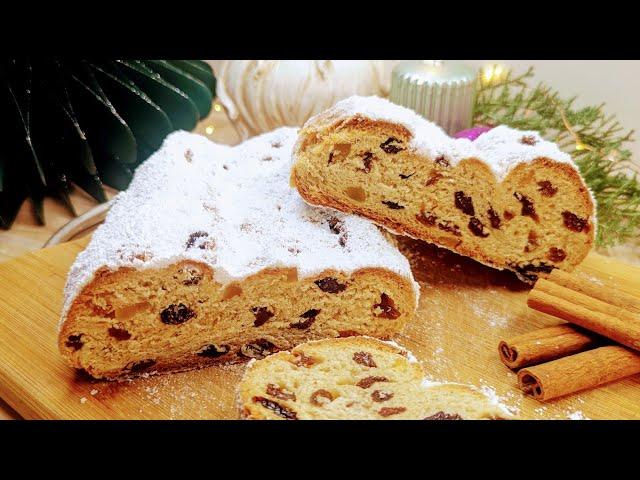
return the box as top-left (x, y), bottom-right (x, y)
top-left (214, 103), bottom-right (222, 112)
top-left (482, 64), bottom-right (507, 84)
top-left (205, 125), bottom-right (215, 135)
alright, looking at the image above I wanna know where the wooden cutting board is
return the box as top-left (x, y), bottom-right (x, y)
top-left (0, 235), bottom-right (639, 419)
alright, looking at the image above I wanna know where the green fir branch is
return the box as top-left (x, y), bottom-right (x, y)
top-left (474, 66), bottom-right (640, 247)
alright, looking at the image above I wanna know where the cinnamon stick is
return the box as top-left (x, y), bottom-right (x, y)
top-left (517, 345), bottom-right (640, 401)
top-left (528, 275), bottom-right (640, 351)
top-left (498, 324), bottom-right (601, 369)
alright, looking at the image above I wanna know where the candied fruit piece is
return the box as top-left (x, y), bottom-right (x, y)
top-left (345, 186), bottom-right (366, 202)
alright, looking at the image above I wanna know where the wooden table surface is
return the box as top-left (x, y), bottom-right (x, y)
top-left (0, 101), bottom-right (637, 419)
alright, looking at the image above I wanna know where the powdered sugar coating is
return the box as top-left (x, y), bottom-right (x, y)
top-left (310, 95), bottom-right (578, 182)
top-left (60, 128), bottom-right (418, 327)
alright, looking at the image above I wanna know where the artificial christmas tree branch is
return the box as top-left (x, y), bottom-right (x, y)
top-left (475, 66), bottom-right (640, 247)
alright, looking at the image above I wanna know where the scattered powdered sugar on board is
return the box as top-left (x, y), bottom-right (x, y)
top-left (479, 384), bottom-right (520, 417)
top-left (60, 127), bottom-right (418, 327)
top-left (566, 409), bottom-right (590, 420)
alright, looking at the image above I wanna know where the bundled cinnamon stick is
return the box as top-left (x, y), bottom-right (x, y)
top-left (528, 271), bottom-right (640, 351)
top-left (498, 324), bottom-right (601, 369)
top-left (517, 346), bottom-right (640, 401)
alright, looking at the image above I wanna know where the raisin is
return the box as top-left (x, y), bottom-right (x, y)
top-left (524, 230), bottom-right (539, 253)
top-left (503, 210), bottom-right (515, 220)
top-left (310, 389), bottom-right (335, 406)
top-left (353, 351), bottom-right (377, 368)
top-left (514, 192), bottom-right (539, 222)
top-left (239, 339), bottom-right (277, 359)
top-left (434, 155), bottom-right (450, 167)
top-left (198, 344), bottom-right (230, 357)
top-left (160, 303), bottom-right (196, 325)
top-left (290, 309), bottom-right (321, 329)
top-left (380, 137), bottom-right (404, 154)
top-left (360, 152), bottom-right (375, 173)
top-left (108, 327), bottom-right (131, 341)
top-left (425, 172), bottom-right (443, 186)
top-left (65, 334), bottom-right (84, 351)
top-left (438, 220), bottom-right (462, 236)
top-left (424, 411), bottom-right (463, 420)
top-left (184, 149), bottom-right (193, 162)
top-left (338, 234), bottom-right (348, 247)
top-left (520, 135), bottom-right (538, 145)
top-left (185, 231), bottom-right (215, 250)
top-left (454, 191), bottom-right (475, 216)
top-left (271, 141), bottom-right (282, 149)
top-left (371, 390), bottom-right (394, 402)
top-left (382, 200), bottom-right (405, 210)
top-left (251, 306), bottom-right (274, 327)
top-left (547, 247), bottom-right (567, 262)
top-left (373, 293), bottom-right (401, 319)
top-left (399, 172), bottom-right (415, 179)
top-left (378, 407), bottom-right (406, 417)
top-left (315, 277), bottom-right (346, 294)
top-left (186, 231), bottom-right (208, 249)
top-left (327, 217), bottom-right (342, 235)
top-left (262, 156), bottom-right (273, 162)
top-left (252, 396), bottom-right (298, 420)
top-left (488, 207), bottom-right (501, 229)
top-left (562, 211), bottom-right (589, 232)
top-left (291, 351), bottom-right (317, 367)
top-left (267, 383), bottom-right (296, 401)
top-left (512, 262), bottom-right (555, 282)
top-left (128, 359), bottom-right (156, 373)
top-left (468, 217), bottom-right (489, 237)
top-left (416, 210), bottom-right (437, 227)
top-left (357, 376), bottom-right (389, 389)
top-left (537, 180), bottom-right (558, 197)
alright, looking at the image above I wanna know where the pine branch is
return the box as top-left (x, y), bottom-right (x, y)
top-left (474, 66), bottom-right (640, 247)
